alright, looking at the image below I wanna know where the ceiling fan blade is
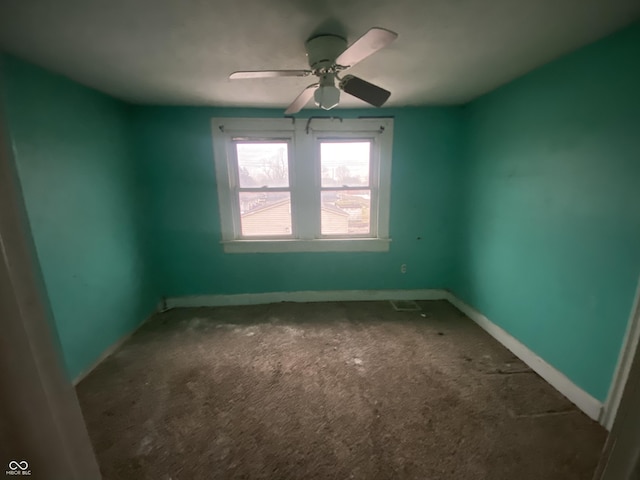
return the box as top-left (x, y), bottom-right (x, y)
top-left (229, 70), bottom-right (312, 79)
top-left (284, 84), bottom-right (318, 114)
top-left (335, 27), bottom-right (398, 68)
top-left (339, 75), bottom-right (391, 107)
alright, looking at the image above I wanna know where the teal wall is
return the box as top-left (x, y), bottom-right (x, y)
top-left (453, 23), bottom-right (640, 401)
top-left (2, 21), bottom-right (639, 404)
top-left (131, 107), bottom-right (464, 296)
top-left (1, 56), bottom-right (157, 380)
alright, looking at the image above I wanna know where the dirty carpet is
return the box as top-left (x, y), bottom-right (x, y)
top-left (76, 300), bottom-right (606, 479)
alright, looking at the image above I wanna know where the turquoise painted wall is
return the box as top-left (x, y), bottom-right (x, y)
top-left (1, 56), bottom-right (157, 380)
top-left (454, 23), bottom-right (640, 401)
top-left (131, 107), bottom-right (464, 296)
top-left (3, 21), bottom-right (638, 404)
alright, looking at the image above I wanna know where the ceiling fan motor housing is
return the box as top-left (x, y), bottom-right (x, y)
top-left (305, 34), bottom-right (347, 71)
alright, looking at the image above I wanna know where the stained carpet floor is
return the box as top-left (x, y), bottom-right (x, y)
top-left (76, 300), bottom-right (606, 479)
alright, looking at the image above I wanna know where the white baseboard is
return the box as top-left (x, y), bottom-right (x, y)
top-left (601, 277), bottom-right (640, 430)
top-left (165, 289), bottom-right (449, 309)
top-left (72, 309), bottom-right (156, 386)
top-left (445, 293), bottom-right (604, 423)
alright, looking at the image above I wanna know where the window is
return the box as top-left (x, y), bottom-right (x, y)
top-left (235, 142), bottom-right (292, 237)
top-left (212, 117), bottom-right (393, 253)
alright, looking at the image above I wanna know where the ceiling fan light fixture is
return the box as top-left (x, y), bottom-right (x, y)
top-left (229, 27), bottom-right (397, 114)
top-left (314, 84), bottom-right (340, 110)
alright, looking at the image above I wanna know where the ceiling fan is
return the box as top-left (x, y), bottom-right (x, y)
top-left (229, 27), bottom-right (398, 114)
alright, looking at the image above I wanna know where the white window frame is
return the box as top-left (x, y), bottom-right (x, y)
top-left (231, 138), bottom-right (295, 239)
top-left (211, 117), bottom-right (393, 253)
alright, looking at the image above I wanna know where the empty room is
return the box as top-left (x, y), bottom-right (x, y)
top-left (1, 0), bottom-right (640, 479)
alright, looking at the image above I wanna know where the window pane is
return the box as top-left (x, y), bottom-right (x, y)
top-left (321, 142), bottom-right (370, 187)
top-left (240, 192), bottom-right (292, 237)
top-left (236, 143), bottom-right (289, 188)
top-left (321, 190), bottom-right (371, 235)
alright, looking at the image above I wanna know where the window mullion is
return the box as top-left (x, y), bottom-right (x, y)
top-left (292, 123), bottom-right (318, 239)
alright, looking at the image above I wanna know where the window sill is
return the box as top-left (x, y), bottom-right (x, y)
top-left (221, 238), bottom-right (391, 254)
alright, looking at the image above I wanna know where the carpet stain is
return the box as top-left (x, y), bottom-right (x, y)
top-left (76, 300), bottom-right (606, 480)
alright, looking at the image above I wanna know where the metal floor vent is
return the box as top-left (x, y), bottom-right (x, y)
top-left (389, 300), bottom-right (421, 312)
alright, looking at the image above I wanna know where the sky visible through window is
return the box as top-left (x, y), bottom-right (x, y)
top-left (236, 143), bottom-right (289, 188)
top-left (321, 142), bottom-right (370, 187)
top-left (235, 141), bottom-right (372, 236)
top-left (321, 142), bottom-right (372, 235)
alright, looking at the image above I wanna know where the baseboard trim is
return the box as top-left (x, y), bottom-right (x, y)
top-left (165, 289), bottom-right (449, 309)
top-left (445, 293), bottom-right (604, 423)
top-left (601, 277), bottom-right (640, 430)
top-left (72, 308), bottom-right (157, 386)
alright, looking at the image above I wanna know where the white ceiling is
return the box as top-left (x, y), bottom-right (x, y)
top-left (0, 0), bottom-right (638, 107)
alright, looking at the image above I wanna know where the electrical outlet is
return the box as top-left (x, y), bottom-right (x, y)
top-left (401, 264), bottom-right (407, 274)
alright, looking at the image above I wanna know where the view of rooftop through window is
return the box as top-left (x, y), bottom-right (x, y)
top-left (236, 142), bottom-right (291, 236)
top-left (234, 140), bottom-right (373, 237)
top-left (321, 141), bottom-right (372, 235)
